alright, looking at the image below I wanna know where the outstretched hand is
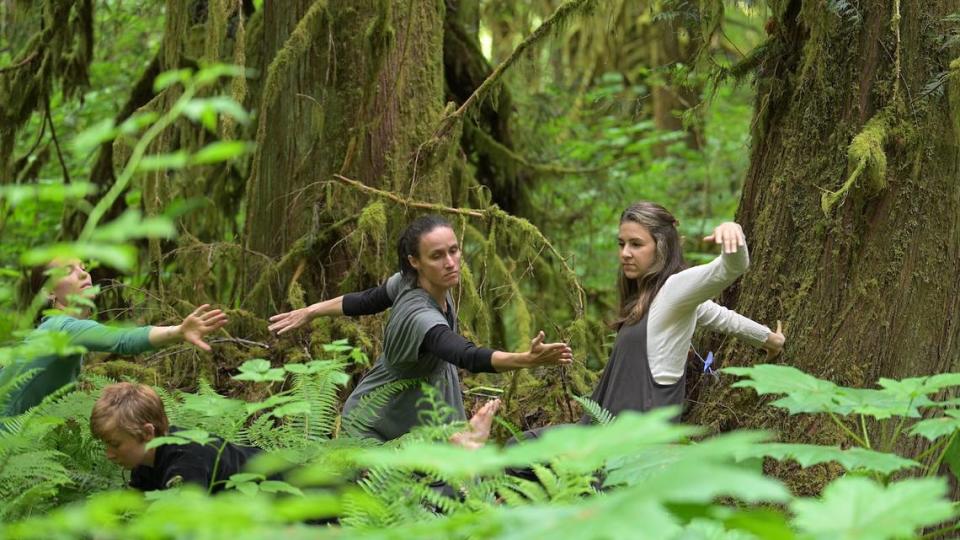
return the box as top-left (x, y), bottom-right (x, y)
top-left (268, 306), bottom-right (314, 336)
top-left (450, 398), bottom-right (501, 450)
top-left (180, 304), bottom-right (228, 352)
top-left (704, 222), bottom-right (746, 254)
top-left (764, 320), bottom-right (785, 361)
top-left (527, 330), bottom-right (574, 367)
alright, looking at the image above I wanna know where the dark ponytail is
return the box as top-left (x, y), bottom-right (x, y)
top-left (397, 215), bottom-right (452, 279)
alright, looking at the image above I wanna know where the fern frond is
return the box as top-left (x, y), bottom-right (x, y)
top-left (340, 378), bottom-right (422, 439)
top-left (573, 395), bottom-right (612, 425)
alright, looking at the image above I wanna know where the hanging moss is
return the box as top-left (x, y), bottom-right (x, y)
top-left (356, 200), bottom-right (388, 246)
top-left (951, 58), bottom-right (960, 147)
top-left (821, 109), bottom-right (890, 215)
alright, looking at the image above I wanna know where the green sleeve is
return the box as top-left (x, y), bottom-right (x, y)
top-left (43, 316), bottom-right (156, 355)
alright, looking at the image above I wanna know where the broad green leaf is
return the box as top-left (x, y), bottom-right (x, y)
top-left (245, 394), bottom-right (298, 415)
top-left (118, 111), bottom-right (160, 135)
top-left (146, 429), bottom-right (214, 450)
top-left (21, 243), bottom-right (137, 271)
top-left (941, 433), bottom-right (960, 485)
top-left (269, 401), bottom-right (312, 418)
top-left (907, 409), bottom-right (960, 441)
top-left (0, 182), bottom-right (95, 206)
top-left (238, 359), bottom-right (271, 373)
top-left (189, 141), bottom-right (254, 165)
top-left (258, 481), bottom-right (303, 496)
top-left (233, 368), bottom-right (285, 382)
top-left (192, 64), bottom-right (248, 87)
top-left (89, 211), bottom-right (176, 242)
top-left (136, 151), bottom-right (189, 171)
top-left (726, 365), bottom-right (845, 414)
top-left (830, 387), bottom-right (928, 419)
top-left (734, 443), bottom-right (919, 475)
top-left (791, 477), bottom-right (955, 539)
top-left (225, 473), bottom-right (264, 485)
top-left (72, 118), bottom-right (118, 156)
top-left (153, 68), bottom-right (192, 91)
top-left (182, 97), bottom-right (249, 125)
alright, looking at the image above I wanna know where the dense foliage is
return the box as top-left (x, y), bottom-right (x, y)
top-left (3, 1), bottom-right (959, 539)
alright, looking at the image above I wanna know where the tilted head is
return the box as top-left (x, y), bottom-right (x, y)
top-left (616, 202), bottom-right (685, 327)
top-left (397, 215), bottom-right (461, 292)
top-left (91, 382), bottom-right (170, 469)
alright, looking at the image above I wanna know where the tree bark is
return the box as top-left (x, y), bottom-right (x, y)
top-left (687, 0), bottom-right (960, 464)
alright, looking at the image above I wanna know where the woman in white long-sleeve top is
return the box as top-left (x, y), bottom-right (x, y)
top-left (589, 201), bottom-right (785, 417)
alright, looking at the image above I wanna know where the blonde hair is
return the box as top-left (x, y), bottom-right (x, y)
top-left (90, 382), bottom-right (170, 441)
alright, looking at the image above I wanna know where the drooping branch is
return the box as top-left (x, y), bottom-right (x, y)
top-left (332, 174), bottom-right (585, 317)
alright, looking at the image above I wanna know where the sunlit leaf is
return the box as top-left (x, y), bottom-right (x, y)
top-left (188, 141), bottom-right (254, 165)
top-left (734, 443), bottom-right (919, 475)
top-left (791, 477), bottom-right (955, 539)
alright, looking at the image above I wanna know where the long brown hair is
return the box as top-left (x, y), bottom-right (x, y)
top-left (615, 202), bottom-right (686, 328)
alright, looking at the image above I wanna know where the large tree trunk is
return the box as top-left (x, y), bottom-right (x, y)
top-left (687, 0), bottom-right (960, 464)
top-left (240, 0), bottom-right (450, 312)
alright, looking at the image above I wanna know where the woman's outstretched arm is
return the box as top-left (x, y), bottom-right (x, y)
top-left (269, 274), bottom-right (402, 335)
top-left (420, 327), bottom-right (573, 373)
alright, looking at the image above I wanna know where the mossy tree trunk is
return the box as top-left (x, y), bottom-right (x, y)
top-left (687, 0), bottom-right (960, 466)
top-left (241, 0), bottom-right (451, 310)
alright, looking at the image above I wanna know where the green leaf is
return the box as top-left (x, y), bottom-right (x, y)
top-left (136, 151), bottom-right (189, 171)
top-left (72, 118), bottom-right (118, 156)
top-left (188, 141), bottom-right (254, 165)
top-left (21, 243), bottom-right (137, 271)
top-left (258, 481), bottom-right (303, 496)
top-left (726, 365), bottom-right (846, 415)
top-left (791, 477), bottom-right (955, 539)
top-left (146, 429), bottom-right (215, 450)
top-left (153, 68), bottom-right (193, 91)
top-left (89, 211), bottom-right (176, 242)
top-left (182, 97), bottom-right (250, 125)
top-left (269, 401), bottom-right (312, 418)
top-left (0, 182), bottom-right (95, 206)
top-left (734, 443), bottom-right (919, 475)
top-left (118, 111), bottom-right (160, 135)
top-left (907, 409), bottom-right (960, 441)
top-left (238, 359), bottom-right (271, 373)
top-left (193, 64), bottom-right (248, 87)
top-left (245, 394), bottom-right (299, 415)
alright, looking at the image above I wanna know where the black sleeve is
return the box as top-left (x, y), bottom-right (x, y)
top-left (342, 283), bottom-right (393, 316)
top-left (419, 324), bottom-right (496, 373)
top-left (158, 445), bottom-right (215, 490)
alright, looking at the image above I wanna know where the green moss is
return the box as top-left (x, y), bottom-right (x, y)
top-left (357, 201), bottom-right (388, 246)
top-left (821, 109), bottom-right (890, 215)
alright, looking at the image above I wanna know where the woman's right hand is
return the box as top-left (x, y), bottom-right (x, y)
top-left (525, 330), bottom-right (574, 367)
top-left (268, 305), bottom-right (315, 335)
top-left (704, 222), bottom-right (746, 254)
top-left (764, 320), bottom-right (785, 360)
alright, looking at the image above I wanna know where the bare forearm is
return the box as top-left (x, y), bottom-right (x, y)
top-left (148, 325), bottom-right (183, 347)
top-left (307, 296), bottom-right (345, 318)
top-left (490, 351), bottom-right (531, 372)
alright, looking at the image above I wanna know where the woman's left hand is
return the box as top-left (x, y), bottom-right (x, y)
top-left (704, 222), bottom-right (746, 254)
top-left (179, 304), bottom-right (229, 351)
top-left (763, 320), bottom-right (785, 360)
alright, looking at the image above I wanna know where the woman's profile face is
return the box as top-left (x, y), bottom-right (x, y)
top-left (618, 221), bottom-right (657, 279)
top-left (49, 260), bottom-right (94, 308)
top-left (409, 226), bottom-right (461, 291)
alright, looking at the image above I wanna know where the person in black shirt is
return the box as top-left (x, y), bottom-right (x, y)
top-left (90, 382), bottom-right (257, 492)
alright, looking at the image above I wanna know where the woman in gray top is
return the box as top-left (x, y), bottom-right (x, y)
top-left (270, 215), bottom-right (573, 442)
top-left (589, 201), bottom-right (786, 417)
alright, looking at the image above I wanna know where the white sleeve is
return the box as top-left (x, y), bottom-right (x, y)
top-left (695, 300), bottom-right (771, 347)
top-left (646, 245), bottom-right (753, 385)
top-left (656, 246), bottom-right (750, 316)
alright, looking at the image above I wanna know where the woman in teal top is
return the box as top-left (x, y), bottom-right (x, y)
top-left (2, 260), bottom-right (228, 417)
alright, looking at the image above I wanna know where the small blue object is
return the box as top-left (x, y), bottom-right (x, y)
top-left (703, 351), bottom-right (714, 374)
